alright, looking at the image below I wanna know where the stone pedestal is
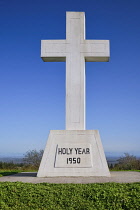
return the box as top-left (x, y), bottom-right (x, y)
top-left (37, 130), bottom-right (110, 177)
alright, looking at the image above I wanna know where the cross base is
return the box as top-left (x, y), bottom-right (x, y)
top-left (37, 130), bottom-right (110, 177)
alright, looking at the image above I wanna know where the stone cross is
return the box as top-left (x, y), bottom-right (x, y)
top-left (41, 12), bottom-right (110, 130)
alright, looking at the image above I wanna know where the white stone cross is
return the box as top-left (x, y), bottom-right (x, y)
top-left (41, 12), bottom-right (110, 130)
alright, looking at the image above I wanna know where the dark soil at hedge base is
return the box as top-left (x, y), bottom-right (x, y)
top-left (0, 182), bottom-right (140, 210)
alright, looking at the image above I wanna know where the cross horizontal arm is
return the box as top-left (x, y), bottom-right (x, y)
top-left (81, 40), bottom-right (110, 62)
top-left (41, 40), bottom-right (67, 62)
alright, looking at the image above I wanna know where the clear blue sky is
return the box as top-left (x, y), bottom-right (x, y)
top-left (0, 0), bottom-right (140, 156)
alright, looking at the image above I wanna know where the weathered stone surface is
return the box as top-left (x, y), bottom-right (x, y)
top-left (37, 130), bottom-right (110, 177)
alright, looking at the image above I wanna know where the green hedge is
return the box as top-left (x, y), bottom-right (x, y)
top-left (0, 182), bottom-right (140, 209)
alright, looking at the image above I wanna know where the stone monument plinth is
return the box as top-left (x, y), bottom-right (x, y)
top-left (37, 130), bottom-right (110, 177)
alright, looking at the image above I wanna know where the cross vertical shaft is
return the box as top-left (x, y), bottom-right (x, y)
top-left (66, 12), bottom-right (85, 130)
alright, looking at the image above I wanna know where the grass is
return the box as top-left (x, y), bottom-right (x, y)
top-left (0, 169), bottom-right (37, 177)
top-left (0, 170), bottom-right (20, 177)
top-left (0, 182), bottom-right (140, 210)
top-left (110, 169), bottom-right (140, 172)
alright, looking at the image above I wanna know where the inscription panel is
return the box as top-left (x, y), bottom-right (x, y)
top-left (54, 143), bottom-right (92, 168)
